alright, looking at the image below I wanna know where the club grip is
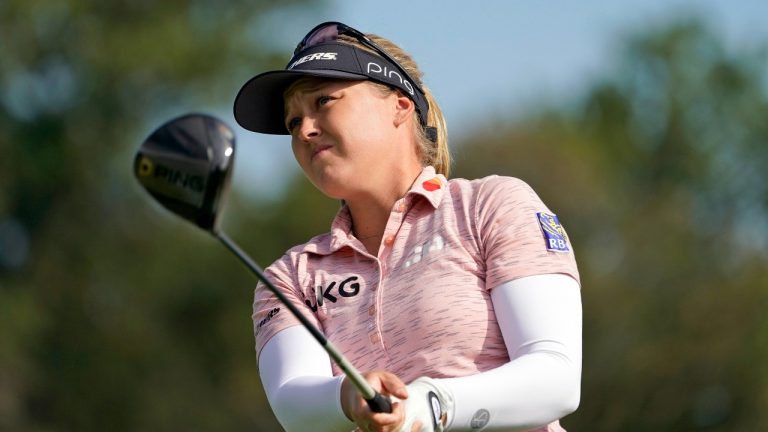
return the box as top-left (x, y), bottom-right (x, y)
top-left (365, 392), bottom-right (392, 413)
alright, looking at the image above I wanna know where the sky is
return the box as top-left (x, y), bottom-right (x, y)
top-left (227, 0), bottom-right (768, 199)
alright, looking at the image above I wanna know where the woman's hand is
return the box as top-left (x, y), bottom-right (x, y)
top-left (340, 370), bottom-right (420, 432)
top-left (400, 377), bottom-right (454, 432)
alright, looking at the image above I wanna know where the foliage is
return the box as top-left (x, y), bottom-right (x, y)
top-left (1, 4), bottom-right (766, 431)
top-left (453, 19), bottom-right (768, 431)
top-left (0, 1), bottom-right (318, 430)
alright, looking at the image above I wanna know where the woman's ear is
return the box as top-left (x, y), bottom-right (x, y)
top-left (393, 90), bottom-right (416, 127)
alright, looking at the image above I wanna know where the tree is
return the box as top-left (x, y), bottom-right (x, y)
top-left (0, 1), bottom-right (318, 430)
top-left (454, 18), bottom-right (768, 431)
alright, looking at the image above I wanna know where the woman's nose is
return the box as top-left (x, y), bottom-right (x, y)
top-left (298, 117), bottom-right (320, 141)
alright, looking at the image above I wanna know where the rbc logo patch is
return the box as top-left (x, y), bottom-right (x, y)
top-left (537, 212), bottom-right (570, 252)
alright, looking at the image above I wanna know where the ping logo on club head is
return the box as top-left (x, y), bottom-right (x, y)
top-left (136, 153), bottom-right (208, 207)
top-left (138, 156), bottom-right (154, 177)
top-left (149, 162), bottom-right (205, 193)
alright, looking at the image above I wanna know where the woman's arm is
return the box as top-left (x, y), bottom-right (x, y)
top-left (258, 326), bottom-right (354, 432)
top-left (437, 273), bottom-right (582, 431)
top-left (260, 272), bottom-right (581, 432)
top-left (259, 327), bottom-right (410, 432)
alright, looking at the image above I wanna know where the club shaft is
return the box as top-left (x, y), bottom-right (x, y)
top-left (214, 231), bottom-right (382, 404)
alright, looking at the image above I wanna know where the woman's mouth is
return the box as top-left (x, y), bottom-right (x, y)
top-left (312, 145), bottom-right (332, 159)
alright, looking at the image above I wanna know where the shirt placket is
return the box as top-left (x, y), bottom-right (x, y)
top-left (339, 236), bottom-right (384, 350)
top-left (368, 197), bottom-right (410, 354)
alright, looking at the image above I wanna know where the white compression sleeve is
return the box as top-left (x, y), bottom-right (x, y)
top-left (258, 326), bottom-right (355, 432)
top-left (440, 274), bottom-right (582, 431)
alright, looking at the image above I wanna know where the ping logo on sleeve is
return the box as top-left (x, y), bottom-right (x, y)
top-left (537, 212), bottom-right (570, 252)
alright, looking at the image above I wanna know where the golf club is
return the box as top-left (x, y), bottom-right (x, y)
top-left (133, 113), bottom-right (392, 413)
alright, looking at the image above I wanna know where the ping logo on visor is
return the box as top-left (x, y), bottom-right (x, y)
top-left (291, 21), bottom-right (429, 126)
top-left (295, 22), bottom-right (424, 94)
top-left (537, 212), bottom-right (570, 252)
top-left (284, 42), bottom-right (430, 127)
top-left (232, 21), bottom-right (437, 139)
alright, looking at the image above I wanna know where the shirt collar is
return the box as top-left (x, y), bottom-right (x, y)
top-left (301, 166), bottom-right (447, 256)
top-left (404, 165), bottom-right (446, 209)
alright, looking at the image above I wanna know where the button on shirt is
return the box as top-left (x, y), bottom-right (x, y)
top-left (253, 166), bottom-right (579, 384)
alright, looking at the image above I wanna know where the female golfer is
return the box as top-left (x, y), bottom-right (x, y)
top-left (235, 21), bottom-right (582, 432)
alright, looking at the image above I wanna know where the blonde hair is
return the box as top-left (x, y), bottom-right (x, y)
top-left (358, 34), bottom-right (450, 177)
top-left (285, 33), bottom-right (451, 177)
top-left (338, 33), bottom-right (451, 177)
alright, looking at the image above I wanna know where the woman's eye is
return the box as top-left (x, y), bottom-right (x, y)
top-left (317, 96), bottom-right (332, 106)
top-left (286, 117), bottom-right (301, 132)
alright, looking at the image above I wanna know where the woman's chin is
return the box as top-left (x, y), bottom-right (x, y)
top-left (308, 178), bottom-right (348, 201)
top-left (307, 170), bottom-right (354, 198)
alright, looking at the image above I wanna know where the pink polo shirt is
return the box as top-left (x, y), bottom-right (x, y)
top-left (253, 166), bottom-right (579, 426)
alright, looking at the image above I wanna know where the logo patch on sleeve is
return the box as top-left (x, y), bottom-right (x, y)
top-left (255, 307), bottom-right (280, 335)
top-left (537, 212), bottom-right (570, 252)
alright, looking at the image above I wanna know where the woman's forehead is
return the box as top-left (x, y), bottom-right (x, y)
top-left (288, 78), bottom-right (331, 95)
top-left (284, 80), bottom-right (362, 112)
top-left (285, 78), bottom-right (352, 99)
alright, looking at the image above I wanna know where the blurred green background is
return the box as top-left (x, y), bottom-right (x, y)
top-left (1, 1), bottom-right (767, 431)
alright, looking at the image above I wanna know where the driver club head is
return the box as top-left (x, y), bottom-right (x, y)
top-left (134, 113), bottom-right (235, 232)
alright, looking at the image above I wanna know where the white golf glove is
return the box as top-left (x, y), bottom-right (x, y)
top-left (401, 377), bottom-right (454, 432)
